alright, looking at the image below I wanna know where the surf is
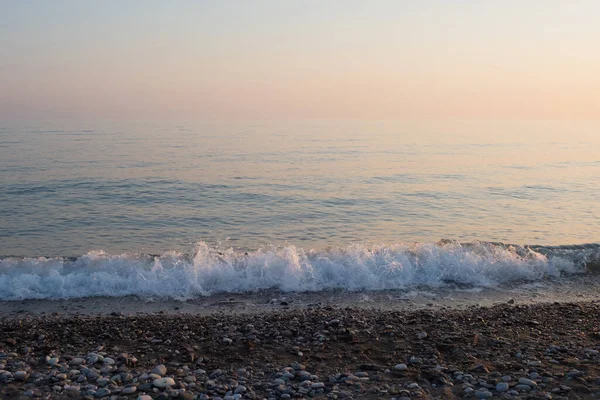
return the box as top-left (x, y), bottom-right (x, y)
top-left (0, 241), bottom-right (598, 300)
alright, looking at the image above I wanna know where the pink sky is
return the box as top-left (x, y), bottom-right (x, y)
top-left (2, 1), bottom-right (599, 120)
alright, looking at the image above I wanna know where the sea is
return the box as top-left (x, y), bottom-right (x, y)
top-left (1, 120), bottom-right (599, 300)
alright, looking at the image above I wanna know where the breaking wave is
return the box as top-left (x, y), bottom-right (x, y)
top-left (1, 241), bottom-right (598, 300)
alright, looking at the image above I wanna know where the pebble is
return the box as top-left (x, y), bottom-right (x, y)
top-left (152, 364), bottom-right (167, 376)
top-left (96, 377), bottom-right (109, 387)
top-left (153, 377), bottom-right (176, 388)
top-left (122, 386), bottom-right (137, 394)
top-left (566, 370), bottom-right (584, 378)
top-left (234, 385), bottom-right (247, 394)
top-left (529, 372), bottom-right (540, 379)
top-left (515, 384), bottom-right (532, 392)
top-left (518, 377), bottom-right (538, 387)
top-left (95, 388), bottom-right (111, 397)
top-left (209, 369), bottom-right (223, 378)
top-left (496, 382), bottom-right (509, 392)
top-left (394, 363), bottom-right (408, 371)
top-left (3, 301), bottom-right (600, 400)
top-left (14, 371), bottom-right (28, 381)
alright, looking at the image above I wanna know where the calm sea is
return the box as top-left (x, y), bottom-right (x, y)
top-left (0, 120), bottom-right (598, 299)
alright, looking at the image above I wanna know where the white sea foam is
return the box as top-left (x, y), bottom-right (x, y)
top-left (0, 241), bottom-right (589, 300)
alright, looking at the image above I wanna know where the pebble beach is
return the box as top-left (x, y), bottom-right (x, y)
top-left (4, 2), bottom-right (600, 399)
top-left (2, 299), bottom-right (600, 400)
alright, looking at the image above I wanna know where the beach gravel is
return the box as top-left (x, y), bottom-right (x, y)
top-left (1, 301), bottom-right (600, 398)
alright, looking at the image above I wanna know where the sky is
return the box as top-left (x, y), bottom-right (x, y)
top-left (1, 0), bottom-right (599, 121)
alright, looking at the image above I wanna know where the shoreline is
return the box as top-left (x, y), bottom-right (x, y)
top-left (2, 273), bottom-right (600, 318)
top-left (2, 291), bottom-right (600, 398)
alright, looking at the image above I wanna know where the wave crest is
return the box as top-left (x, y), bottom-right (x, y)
top-left (0, 241), bottom-right (596, 300)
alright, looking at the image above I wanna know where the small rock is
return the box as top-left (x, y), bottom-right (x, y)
top-left (395, 364), bottom-right (408, 371)
top-left (122, 386), bottom-right (137, 394)
top-left (518, 378), bottom-right (538, 387)
top-left (95, 388), bottom-right (111, 398)
top-left (496, 382), bottom-right (509, 392)
top-left (234, 386), bottom-right (247, 394)
top-left (153, 377), bottom-right (176, 388)
top-left (138, 383), bottom-right (153, 391)
top-left (209, 369), bottom-right (222, 379)
top-left (475, 390), bottom-right (492, 399)
top-left (96, 378), bottom-right (109, 387)
top-left (152, 364), bottom-right (167, 376)
top-left (515, 384), bottom-right (532, 392)
top-left (566, 370), bottom-right (585, 378)
top-left (14, 371), bottom-right (28, 381)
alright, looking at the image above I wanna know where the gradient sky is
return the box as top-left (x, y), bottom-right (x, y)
top-left (1, 0), bottom-right (599, 120)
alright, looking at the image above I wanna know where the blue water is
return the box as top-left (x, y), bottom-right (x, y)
top-left (1, 120), bottom-right (599, 257)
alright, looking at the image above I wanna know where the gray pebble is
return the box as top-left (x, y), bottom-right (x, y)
top-left (234, 385), bottom-right (247, 394)
top-left (95, 388), bottom-right (111, 398)
top-left (122, 386), bottom-right (137, 394)
top-left (518, 378), bottom-right (538, 387)
top-left (514, 384), bottom-right (532, 392)
top-left (496, 382), bottom-right (509, 392)
top-left (475, 390), bottom-right (492, 399)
